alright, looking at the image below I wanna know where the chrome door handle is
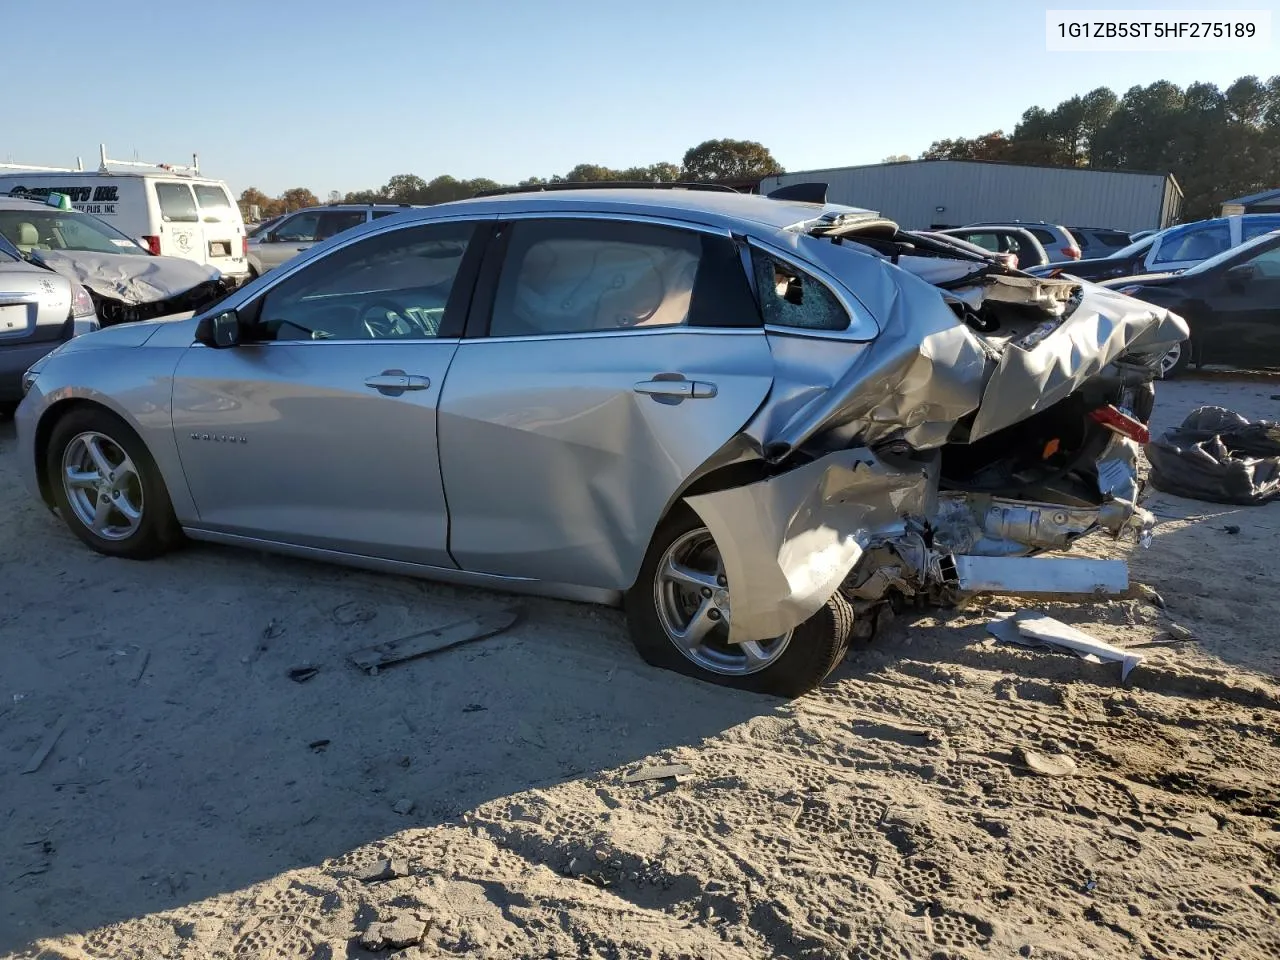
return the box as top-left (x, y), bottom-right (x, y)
top-left (634, 378), bottom-right (717, 399)
top-left (364, 374), bottom-right (430, 391)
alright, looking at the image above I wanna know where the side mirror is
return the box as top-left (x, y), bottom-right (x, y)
top-left (195, 310), bottom-right (241, 348)
top-left (1226, 263), bottom-right (1256, 285)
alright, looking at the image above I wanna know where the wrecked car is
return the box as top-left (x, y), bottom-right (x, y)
top-left (0, 195), bottom-right (232, 327)
top-left (13, 186), bottom-right (1188, 696)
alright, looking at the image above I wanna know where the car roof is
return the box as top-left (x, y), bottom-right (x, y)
top-left (291, 203), bottom-right (418, 212)
top-left (390, 188), bottom-right (877, 233)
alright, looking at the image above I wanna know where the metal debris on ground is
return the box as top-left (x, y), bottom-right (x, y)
top-left (22, 715), bottom-right (70, 775)
top-left (987, 611), bottom-right (1144, 681)
top-left (356, 858), bottom-right (410, 883)
top-left (287, 665), bottom-right (320, 683)
top-left (622, 763), bottom-right (693, 784)
top-left (1014, 746), bottom-right (1078, 777)
top-left (349, 608), bottom-right (523, 674)
top-left (360, 914), bottom-right (428, 950)
top-left (1132, 583), bottom-right (1166, 608)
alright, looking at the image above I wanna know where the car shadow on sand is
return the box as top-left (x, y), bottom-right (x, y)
top-left (0, 520), bottom-right (785, 951)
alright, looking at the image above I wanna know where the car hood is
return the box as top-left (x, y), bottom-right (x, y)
top-left (29, 249), bottom-right (220, 304)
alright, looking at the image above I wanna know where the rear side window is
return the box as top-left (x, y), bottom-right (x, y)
top-left (1153, 222), bottom-right (1230, 264)
top-left (750, 249), bottom-right (849, 331)
top-left (1096, 232), bottom-right (1130, 248)
top-left (193, 184), bottom-right (235, 223)
top-left (317, 210), bottom-right (366, 240)
top-left (490, 219), bottom-right (703, 337)
top-left (1028, 227), bottom-right (1058, 246)
top-left (371, 210), bottom-right (399, 220)
top-left (155, 182), bottom-right (198, 223)
top-left (1242, 217), bottom-right (1280, 242)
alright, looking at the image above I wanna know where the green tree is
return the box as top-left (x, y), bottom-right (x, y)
top-left (881, 154), bottom-right (912, 163)
top-left (681, 139), bottom-right (783, 181)
top-left (237, 186), bottom-right (278, 219)
top-left (278, 187), bottom-right (320, 211)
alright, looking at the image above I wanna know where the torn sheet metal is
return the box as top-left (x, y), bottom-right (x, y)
top-left (955, 556), bottom-right (1129, 595)
top-left (988, 611), bottom-right (1143, 680)
top-left (30, 249), bottom-right (220, 303)
top-left (967, 289), bottom-right (1188, 442)
top-left (685, 448), bottom-right (934, 643)
top-left (1147, 406), bottom-right (1280, 505)
top-left (761, 234), bottom-right (1187, 457)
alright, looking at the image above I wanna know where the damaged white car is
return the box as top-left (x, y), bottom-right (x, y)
top-left (14, 186), bottom-right (1187, 696)
top-left (0, 195), bottom-right (232, 327)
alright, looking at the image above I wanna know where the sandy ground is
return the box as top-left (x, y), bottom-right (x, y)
top-left (2, 378), bottom-right (1279, 960)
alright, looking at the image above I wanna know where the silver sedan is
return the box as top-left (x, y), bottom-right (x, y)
top-left (14, 188), bottom-right (1186, 696)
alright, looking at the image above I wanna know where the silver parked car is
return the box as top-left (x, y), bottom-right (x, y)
top-left (247, 203), bottom-right (413, 276)
top-left (15, 187), bottom-right (1186, 696)
top-left (0, 232), bottom-right (98, 417)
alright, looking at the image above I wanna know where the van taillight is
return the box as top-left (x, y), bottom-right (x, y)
top-left (242, 236), bottom-right (249, 257)
top-left (142, 236), bottom-right (161, 255)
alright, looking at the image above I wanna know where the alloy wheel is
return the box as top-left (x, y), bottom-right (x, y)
top-left (653, 527), bottom-right (792, 676)
top-left (61, 431), bottom-right (145, 541)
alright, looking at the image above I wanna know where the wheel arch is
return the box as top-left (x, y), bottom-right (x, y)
top-left (33, 397), bottom-right (190, 520)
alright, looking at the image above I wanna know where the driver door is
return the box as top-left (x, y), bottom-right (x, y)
top-left (171, 218), bottom-right (489, 566)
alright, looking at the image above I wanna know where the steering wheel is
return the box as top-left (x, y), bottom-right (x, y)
top-left (359, 300), bottom-right (416, 339)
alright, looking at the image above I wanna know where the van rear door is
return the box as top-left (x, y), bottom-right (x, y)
top-left (192, 183), bottom-right (248, 279)
top-left (153, 181), bottom-right (205, 265)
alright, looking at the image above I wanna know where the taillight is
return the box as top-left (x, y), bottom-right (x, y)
top-left (242, 236), bottom-right (249, 257)
top-left (1009, 254), bottom-right (1019, 269)
top-left (1089, 405), bottom-right (1150, 444)
top-left (1061, 245), bottom-right (1081, 260)
top-left (142, 235), bottom-right (161, 255)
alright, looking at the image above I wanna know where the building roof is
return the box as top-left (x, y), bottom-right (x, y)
top-left (1222, 187), bottom-right (1280, 206)
top-left (766, 158), bottom-right (1181, 194)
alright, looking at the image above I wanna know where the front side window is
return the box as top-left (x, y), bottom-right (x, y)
top-left (1153, 222), bottom-right (1231, 264)
top-left (750, 249), bottom-right (849, 331)
top-left (155, 182), bottom-right (199, 223)
top-left (955, 232), bottom-right (1000, 252)
top-left (1243, 243), bottom-right (1280, 279)
top-left (273, 212), bottom-right (321, 242)
top-left (253, 221), bottom-right (476, 342)
top-left (489, 219), bottom-right (703, 337)
top-left (193, 184), bottom-right (235, 223)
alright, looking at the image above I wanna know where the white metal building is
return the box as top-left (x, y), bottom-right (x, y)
top-left (761, 160), bottom-right (1182, 232)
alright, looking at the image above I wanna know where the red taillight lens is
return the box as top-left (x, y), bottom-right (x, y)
top-left (1009, 254), bottom-right (1019, 269)
top-left (142, 235), bottom-right (161, 255)
top-left (242, 236), bottom-right (249, 257)
top-left (1062, 245), bottom-right (1081, 260)
top-left (1089, 405), bottom-right (1150, 444)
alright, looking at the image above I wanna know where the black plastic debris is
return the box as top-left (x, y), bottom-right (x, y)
top-left (1146, 406), bottom-right (1280, 505)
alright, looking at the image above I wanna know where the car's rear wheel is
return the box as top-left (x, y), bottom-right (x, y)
top-left (626, 507), bottom-right (854, 697)
top-left (46, 407), bottom-right (180, 560)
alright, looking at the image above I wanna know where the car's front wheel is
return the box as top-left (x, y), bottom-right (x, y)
top-left (46, 407), bottom-right (180, 560)
top-left (626, 507), bottom-right (854, 697)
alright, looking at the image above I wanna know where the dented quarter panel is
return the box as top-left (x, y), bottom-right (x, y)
top-left (686, 449), bottom-right (935, 643)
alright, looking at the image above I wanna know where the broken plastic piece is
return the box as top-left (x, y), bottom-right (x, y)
top-left (954, 556), bottom-right (1128, 595)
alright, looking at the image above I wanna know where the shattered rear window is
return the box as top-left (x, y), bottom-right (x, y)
top-left (751, 250), bottom-right (848, 331)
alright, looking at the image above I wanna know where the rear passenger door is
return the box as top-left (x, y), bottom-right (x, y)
top-left (437, 216), bottom-right (775, 589)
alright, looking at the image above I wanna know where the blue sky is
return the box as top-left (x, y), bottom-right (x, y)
top-left (4, 0), bottom-right (1277, 197)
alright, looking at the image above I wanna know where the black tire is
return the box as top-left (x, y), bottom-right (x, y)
top-left (625, 506), bottom-right (855, 697)
top-left (45, 407), bottom-right (180, 560)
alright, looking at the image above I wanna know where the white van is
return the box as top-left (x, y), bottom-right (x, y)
top-left (0, 145), bottom-right (249, 284)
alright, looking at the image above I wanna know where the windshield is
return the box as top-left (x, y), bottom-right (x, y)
top-left (0, 208), bottom-right (149, 257)
top-left (1106, 232), bottom-right (1158, 259)
top-left (1182, 230), bottom-right (1280, 276)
